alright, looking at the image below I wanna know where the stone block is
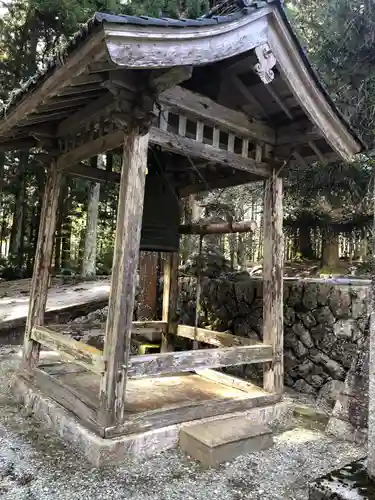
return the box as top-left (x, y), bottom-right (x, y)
top-left (293, 323), bottom-right (314, 348)
top-left (179, 417), bottom-right (273, 468)
top-left (318, 380), bottom-right (344, 408)
top-left (328, 288), bottom-right (351, 319)
top-left (302, 287), bottom-right (318, 310)
top-left (300, 311), bottom-right (317, 329)
top-left (313, 306), bottom-right (335, 327)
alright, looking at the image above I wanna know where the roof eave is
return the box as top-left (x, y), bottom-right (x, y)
top-left (102, 7), bottom-right (272, 68)
top-left (267, 7), bottom-right (364, 160)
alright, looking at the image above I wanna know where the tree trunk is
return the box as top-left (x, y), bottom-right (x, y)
top-left (298, 225), bottom-right (314, 259)
top-left (228, 233), bottom-right (236, 268)
top-left (82, 156), bottom-right (103, 276)
top-left (181, 194), bottom-right (200, 264)
top-left (237, 234), bottom-right (245, 268)
top-left (0, 152), bottom-right (4, 258)
top-left (61, 181), bottom-right (73, 271)
top-left (359, 231), bottom-right (368, 262)
top-left (27, 204), bottom-right (38, 275)
top-left (9, 151), bottom-right (28, 265)
top-left (321, 227), bottom-right (340, 268)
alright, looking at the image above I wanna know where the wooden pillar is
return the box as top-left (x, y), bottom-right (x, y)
top-left (99, 129), bottom-right (149, 427)
top-left (262, 168), bottom-right (284, 394)
top-left (22, 162), bottom-right (62, 372)
top-left (161, 252), bottom-right (179, 352)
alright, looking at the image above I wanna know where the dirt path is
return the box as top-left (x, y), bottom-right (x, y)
top-left (0, 278), bottom-right (110, 331)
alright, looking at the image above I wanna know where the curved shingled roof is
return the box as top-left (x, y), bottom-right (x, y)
top-left (0, 0), bottom-right (364, 157)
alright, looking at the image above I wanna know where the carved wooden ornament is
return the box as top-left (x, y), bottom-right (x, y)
top-left (254, 43), bottom-right (277, 84)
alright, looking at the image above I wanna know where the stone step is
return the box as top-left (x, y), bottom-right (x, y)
top-left (179, 416), bottom-right (274, 468)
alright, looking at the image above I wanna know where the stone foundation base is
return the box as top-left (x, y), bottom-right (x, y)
top-left (309, 458), bottom-right (371, 499)
top-left (11, 375), bottom-right (293, 467)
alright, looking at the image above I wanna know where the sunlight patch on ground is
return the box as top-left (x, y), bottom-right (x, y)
top-left (276, 427), bottom-right (323, 444)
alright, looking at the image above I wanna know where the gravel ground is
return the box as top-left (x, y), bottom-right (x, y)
top-left (0, 346), bottom-right (365, 500)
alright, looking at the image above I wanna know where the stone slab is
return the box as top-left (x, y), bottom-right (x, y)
top-left (11, 375), bottom-right (292, 467)
top-left (309, 458), bottom-right (372, 499)
top-left (179, 417), bottom-right (273, 467)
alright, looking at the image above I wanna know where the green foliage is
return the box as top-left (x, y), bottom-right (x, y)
top-left (287, 0), bottom-right (375, 143)
top-left (284, 0), bottom-right (375, 237)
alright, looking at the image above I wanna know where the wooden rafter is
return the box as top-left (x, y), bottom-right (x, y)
top-left (0, 32), bottom-right (106, 136)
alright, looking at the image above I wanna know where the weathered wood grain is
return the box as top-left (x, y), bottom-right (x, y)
top-left (105, 391), bottom-right (281, 438)
top-left (20, 368), bottom-right (102, 434)
top-left (31, 326), bottom-right (104, 375)
top-left (127, 344), bottom-right (273, 378)
top-left (104, 12), bottom-right (269, 68)
top-left (133, 321), bottom-right (167, 332)
top-left (195, 369), bottom-right (264, 394)
top-left (263, 167), bottom-right (284, 394)
top-left (22, 164), bottom-right (62, 372)
top-left (175, 325), bottom-right (259, 348)
top-left (99, 129), bottom-right (149, 427)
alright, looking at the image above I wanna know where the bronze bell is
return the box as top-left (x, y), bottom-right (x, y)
top-left (140, 165), bottom-right (180, 253)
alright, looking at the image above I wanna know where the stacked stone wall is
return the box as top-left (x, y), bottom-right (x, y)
top-left (179, 275), bottom-right (370, 403)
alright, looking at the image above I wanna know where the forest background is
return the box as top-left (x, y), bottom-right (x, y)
top-left (0, 0), bottom-right (373, 280)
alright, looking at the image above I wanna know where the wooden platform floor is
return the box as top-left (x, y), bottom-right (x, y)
top-left (42, 363), bottom-right (272, 415)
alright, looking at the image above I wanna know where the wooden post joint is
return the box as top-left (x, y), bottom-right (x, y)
top-left (272, 349), bottom-right (283, 365)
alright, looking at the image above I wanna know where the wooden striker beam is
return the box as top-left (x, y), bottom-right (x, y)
top-left (262, 167), bottom-right (284, 394)
top-left (22, 163), bottom-right (62, 371)
top-left (99, 128), bottom-right (149, 427)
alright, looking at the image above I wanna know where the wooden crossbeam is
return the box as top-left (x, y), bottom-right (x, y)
top-left (132, 321), bottom-right (167, 332)
top-left (56, 130), bottom-right (124, 168)
top-left (31, 326), bottom-right (104, 375)
top-left (159, 86), bottom-right (274, 144)
top-left (127, 344), bottom-right (273, 378)
top-left (0, 137), bottom-right (37, 152)
top-left (65, 163), bottom-right (121, 183)
top-left (150, 128), bottom-right (271, 177)
top-left (176, 325), bottom-right (260, 348)
top-left (57, 126), bottom-right (272, 176)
